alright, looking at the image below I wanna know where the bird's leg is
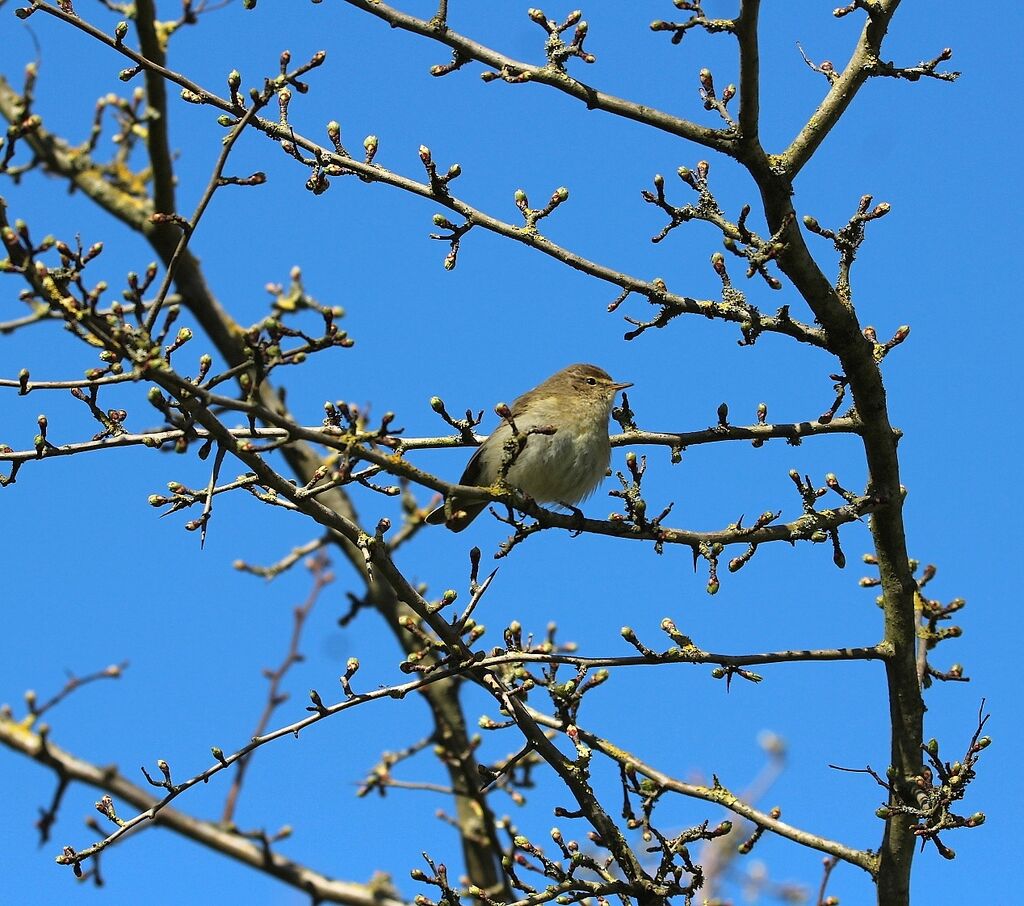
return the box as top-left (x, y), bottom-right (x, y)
top-left (559, 502), bottom-right (585, 536)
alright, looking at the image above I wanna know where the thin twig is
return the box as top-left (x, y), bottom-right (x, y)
top-left (221, 557), bottom-right (333, 825)
top-left (143, 98), bottom-right (265, 333)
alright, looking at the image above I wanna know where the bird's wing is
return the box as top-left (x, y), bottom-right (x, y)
top-left (459, 441), bottom-right (488, 487)
top-left (459, 422), bottom-right (511, 487)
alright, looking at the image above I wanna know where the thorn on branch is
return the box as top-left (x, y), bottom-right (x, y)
top-left (694, 540), bottom-right (722, 595)
top-left (728, 511), bottom-right (779, 572)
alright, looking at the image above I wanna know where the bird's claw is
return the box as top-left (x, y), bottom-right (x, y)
top-left (561, 502), bottom-right (585, 536)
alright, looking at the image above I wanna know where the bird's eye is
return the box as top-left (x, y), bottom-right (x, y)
top-left (586, 377), bottom-right (597, 385)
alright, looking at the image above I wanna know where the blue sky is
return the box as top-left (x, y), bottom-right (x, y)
top-left (0, 2), bottom-right (1019, 903)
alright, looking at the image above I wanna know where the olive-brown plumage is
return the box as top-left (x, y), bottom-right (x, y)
top-left (427, 364), bottom-right (632, 531)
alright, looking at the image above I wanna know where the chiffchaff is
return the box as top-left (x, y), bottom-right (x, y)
top-left (426, 363), bottom-right (632, 532)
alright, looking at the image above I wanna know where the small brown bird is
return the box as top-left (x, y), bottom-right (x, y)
top-left (426, 363), bottom-right (632, 531)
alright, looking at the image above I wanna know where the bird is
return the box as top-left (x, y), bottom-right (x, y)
top-left (426, 363), bottom-right (632, 531)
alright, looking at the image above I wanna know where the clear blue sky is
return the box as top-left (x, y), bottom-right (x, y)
top-left (1, 2), bottom-right (1019, 903)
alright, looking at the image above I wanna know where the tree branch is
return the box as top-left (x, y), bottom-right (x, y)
top-left (335, 0), bottom-right (731, 152)
top-left (782, 0), bottom-right (903, 177)
top-left (736, 0), bottom-right (761, 143)
top-left (0, 417), bottom-right (862, 466)
top-left (3, 5), bottom-right (826, 348)
top-left (0, 714), bottom-right (409, 906)
top-left (526, 708), bottom-right (880, 876)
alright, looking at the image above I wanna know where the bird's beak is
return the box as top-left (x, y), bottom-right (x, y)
top-left (612, 381), bottom-right (633, 391)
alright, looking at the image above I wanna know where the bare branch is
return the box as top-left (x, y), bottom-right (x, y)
top-left (337, 0), bottom-right (730, 152)
top-left (783, 1), bottom-right (957, 177)
top-left (0, 711), bottom-right (409, 905)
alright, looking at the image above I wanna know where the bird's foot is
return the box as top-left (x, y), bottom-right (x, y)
top-left (560, 502), bottom-right (585, 536)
